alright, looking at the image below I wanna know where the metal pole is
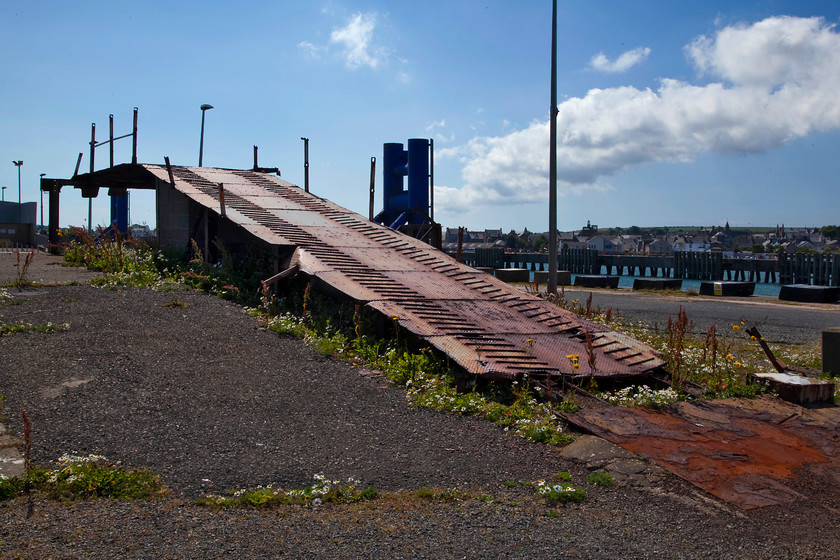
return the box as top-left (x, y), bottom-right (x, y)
top-left (199, 104), bottom-right (213, 167)
top-left (89, 123), bottom-right (95, 234)
top-left (199, 111), bottom-right (206, 167)
top-left (429, 138), bottom-right (434, 222)
top-left (109, 114), bottom-right (115, 168)
top-left (39, 173), bottom-right (45, 231)
top-left (548, 0), bottom-right (559, 295)
top-left (301, 137), bottom-right (309, 193)
top-left (13, 161), bottom-right (22, 245)
top-left (131, 107), bottom-right (138, 164)
top-left (369, 157), bottom-right (376, 221)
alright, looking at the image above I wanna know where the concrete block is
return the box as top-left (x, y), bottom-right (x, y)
top-left (574, 275), bottom-right (619, 289)
top-left (699, 281), bottom-right (755, 296)
top-left (749, 372), bottom-right (835, 404)
top-left (780, 285), bottom-right (840, 303)
top-left (822, 327), bottom-right (840, 376)
top-left (532, 270), bottom-right (571, 285)
top-left (494, 268), bottom-right (530, 283)
top-left (633, 278), bottom-right (682, 291)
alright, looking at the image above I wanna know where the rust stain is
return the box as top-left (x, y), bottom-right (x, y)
top-left (565, 396), bottom-right (840, 509)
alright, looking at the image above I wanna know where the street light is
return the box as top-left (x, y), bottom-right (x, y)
top-left (13, 161), bottom-right (22, 245)
top-left (198, 104), bottom-right (214, 167)
top-left (1, 186), bottom-right (5, 201)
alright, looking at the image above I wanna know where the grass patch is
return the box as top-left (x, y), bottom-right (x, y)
top-left (0, 454), bottom-right (163, 502)
top-left (199, 475), bottom-right (378, 508)
top-left (585, 472), bottom-right (615, 486)
top-left (0, 321), bottom-right (70, 337)
top-left (535, 478), bottom-right (586, 504)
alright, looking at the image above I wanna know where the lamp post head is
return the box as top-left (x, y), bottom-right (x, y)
top-left (200, 104), bottom-right (214, 111)
top-left (12, 160), bottom-right (22, 167)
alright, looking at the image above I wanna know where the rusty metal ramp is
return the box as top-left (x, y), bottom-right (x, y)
top-left (564, 396), bottom-right (840, 509)
top-left (139, 165), bottom-right (664, 381)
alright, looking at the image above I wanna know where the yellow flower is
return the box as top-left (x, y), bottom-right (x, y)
top-left (735, 361), bottom-right (742, 367)
top-left (726, 353), bottom-right (734, 360)
top-left (731, 324), bottom-right (740, 332)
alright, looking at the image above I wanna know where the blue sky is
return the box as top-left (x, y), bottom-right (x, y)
top-left (2, 1), bottom-right (839, 232)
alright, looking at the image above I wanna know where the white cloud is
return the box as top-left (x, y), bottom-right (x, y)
top-left (438, 16), bottom-right (840, 211)
top-left (297, 41), bottom-right (324, 60)
top-left (590, 47), bottom-right (651, 73)
top-left (329, 12), bottom-right (387, 69)
top-left (426, 119), bottom-right (446, 131)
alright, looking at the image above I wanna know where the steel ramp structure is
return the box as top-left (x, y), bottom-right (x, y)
top-left (138, 165), bottom-right (666, 381)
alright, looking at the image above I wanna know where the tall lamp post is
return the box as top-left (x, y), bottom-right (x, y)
top-left (1, 186), bottom-right (5, 201)
top-left (13, 160), bottom-right (23, 246)
top-left (198, 104), bottom-right (213, 167)
top-left (547, 0), bottom-right (558, 295)
top-left (39, 173), bottom-right (45, 232)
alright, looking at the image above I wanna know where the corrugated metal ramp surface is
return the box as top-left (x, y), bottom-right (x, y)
top-left (144, 165), bottom-right (664, 381)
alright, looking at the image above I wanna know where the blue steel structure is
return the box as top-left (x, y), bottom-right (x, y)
top-left (110, 193), bottom-right (128, 234)
top-left (373, 139), bottom-right (430, 230)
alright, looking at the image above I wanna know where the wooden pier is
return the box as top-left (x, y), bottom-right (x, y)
top-left (456, 248), bottom-right (839, 286)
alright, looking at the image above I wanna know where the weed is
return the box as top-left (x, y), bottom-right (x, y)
top-left (585, 472), bottom-right (615, 486)
top-left (0, 321), bottom-right (70, 337)
top-left (666, 307), bottom-right (691, 389)
top-left (13, 250), bottom-right (35, 289)
top-left (535, 478), bottom-right (586, 504)
top-left (200, 474), bottom-right (377, 508)
top-left (601, 385), bottom-right (680, 407)
top-left (0, 453), bottom-right (163, 502)
top-left (162, 298), bottom-right (189, 309)
top-left (554, 472), bottom-right (572, 481)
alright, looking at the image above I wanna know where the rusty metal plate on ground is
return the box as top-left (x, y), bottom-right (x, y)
top-left (139, 164), bottom-right (664, 380)
top-left (564, 396), bottom-right (840, 509)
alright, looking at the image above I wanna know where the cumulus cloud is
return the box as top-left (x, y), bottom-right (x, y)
top-left (590, 47), bottom-right (651, 73)
top-left (329, 12), bottom-right (387, 69)
top-left (437, 16), bottom-right (840, 211)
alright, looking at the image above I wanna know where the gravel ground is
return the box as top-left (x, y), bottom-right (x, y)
top-left (1, 253), bottom-right (838, 559)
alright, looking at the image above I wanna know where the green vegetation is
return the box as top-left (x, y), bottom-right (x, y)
top-left (198, 474), bottom-right (378, 508)
top-left (62, 228), bottom-right (271, 305)
top-left (585, 472), bottom-right (615, 486)
top-left (0, 453), bottom-right (163, 502)
top-left (535, 478), bottom-right (586, 504)
top-left (551, 291), bottom-right (822, 400)
top-left (0, 321), bottom-right (70, 336)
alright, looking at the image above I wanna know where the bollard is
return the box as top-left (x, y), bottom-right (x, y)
top-left (822, 327), bottom-right (840, 375)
